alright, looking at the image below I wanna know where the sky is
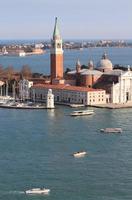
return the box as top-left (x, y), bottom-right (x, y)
top-left (0, 0), bottom-right (131, 40)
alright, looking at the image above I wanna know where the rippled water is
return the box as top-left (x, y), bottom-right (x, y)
top-left (0, 46), bottom-right (132, 199)
top-left (0, 107), bottom-right (132, 200)
top-left (0, 47), bottom-right (132, 74)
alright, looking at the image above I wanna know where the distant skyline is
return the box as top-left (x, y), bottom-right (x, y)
top-left (0, 0), bottom-right (131, 40)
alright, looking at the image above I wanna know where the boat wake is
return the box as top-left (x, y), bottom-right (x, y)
top-left (1, 191), bottom-right (25, 195)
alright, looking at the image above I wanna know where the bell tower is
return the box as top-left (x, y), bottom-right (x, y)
top-left (50, 17), bottom-right (63, 83)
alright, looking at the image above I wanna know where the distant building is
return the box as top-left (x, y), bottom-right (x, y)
top-left (35, 43), bottom-right (44, 49)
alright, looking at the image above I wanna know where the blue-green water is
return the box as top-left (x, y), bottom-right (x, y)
top-left (0, 46), bottom-right (132, 199)
top-left (0, 47), bottom-right (132, 74)
top-left (0, 106), bottom-right (132, 200)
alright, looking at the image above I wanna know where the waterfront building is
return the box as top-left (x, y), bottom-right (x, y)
top-left (19, 79), bottom-right (33, 100)
top-left (66, 53), bottom-right (113, 88)
top-left (66, 59), bottom-right (103, 88)
top-left (50, 17), bottom-right (64, 83)
top-left (67, 68), bottom-right (103, 88)
top-left (29, 18), bottom-right (107, 105)
top-left (111, 67), bottom-right (132, 103)
top-left (31, 84), bottom-right (106, 105)
top-left (94, 67), bottom-right (132, 103)
top-left (29, 18), bottom-right (132, 106)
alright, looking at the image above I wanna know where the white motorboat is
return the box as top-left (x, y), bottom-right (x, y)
top-left (73, 151), bottom-right (87, 158)
top-left (70, 104), bottom-right (85, 108)
top-left (70, 109), bottom-right (94, 116)
top-left (100, 128), bottom-right (122, 133)
top-left (25, 188), bottom-right (50, 195)
top-left (0, 96), bottom-right (14, 105)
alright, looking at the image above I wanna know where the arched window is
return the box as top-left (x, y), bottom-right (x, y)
top-left (57, 43), bottom-right (61, 48)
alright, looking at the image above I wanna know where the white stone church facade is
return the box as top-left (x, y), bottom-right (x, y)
top-left (111, 68), bottom-right (132, 103)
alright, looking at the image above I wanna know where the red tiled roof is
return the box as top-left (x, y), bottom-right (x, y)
top-left (32, 84), bottom-right (104, 92)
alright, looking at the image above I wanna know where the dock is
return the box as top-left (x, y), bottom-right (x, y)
top-left (0, 105), bottom-right (45, 109)
top-left (89, 102), bottom-right (132, 109)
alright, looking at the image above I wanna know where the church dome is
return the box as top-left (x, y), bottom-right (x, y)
top-left (97, 53), bottom-right (113, 72)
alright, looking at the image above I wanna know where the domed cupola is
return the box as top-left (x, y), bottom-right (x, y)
top-left (97, 53), bottom-right (113, 72)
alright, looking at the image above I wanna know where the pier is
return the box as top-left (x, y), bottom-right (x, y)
top-left (90, 102), bottom-right (132, 109)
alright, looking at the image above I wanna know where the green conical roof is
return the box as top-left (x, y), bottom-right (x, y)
top-left (53, 17), bottom-right (61, 39)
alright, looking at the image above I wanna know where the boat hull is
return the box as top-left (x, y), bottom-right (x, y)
top-left (100, 128), bottom-right (122, 133)
top-left (70, 110), bottom-right (94, 116)
top-left (73, 152), bottom-right (87, 157)
top-left (25, 188), bottom-right (50, 195)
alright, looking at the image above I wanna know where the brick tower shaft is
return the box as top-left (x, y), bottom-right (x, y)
top-left (50, 17), bottom-right (63, 82)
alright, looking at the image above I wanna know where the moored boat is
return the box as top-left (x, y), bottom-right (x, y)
top-left (70, 104), bottom-right (85, 108)
top-left (70, 109), bottom-right (94, 116)
top-left (73, 151), bottom-right (87, 157)
top-left (0, 96), bottom-right (14, 105)
top-left (100, 128), bottom-right (122, 133)
top-left (25, 188), bottom-right (50, 195)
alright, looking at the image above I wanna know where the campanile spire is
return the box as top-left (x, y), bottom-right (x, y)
top-left (53, 17), bottom-right (61, 40)
top-left (50, 18), bottom-right (64, 83)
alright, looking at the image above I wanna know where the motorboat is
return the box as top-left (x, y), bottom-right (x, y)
top-left (100, 128), bottom-right (122, 133)
top-left (70, 109), bottom-right (94, 116)
top-left (0, 96), bottom-right (14, 105)
top-left (25, 188), bottom-right (50, 195)
top-left (70, 104), bottom-right (85, 108)
top-left (73, 151), bottom-right (87, 158)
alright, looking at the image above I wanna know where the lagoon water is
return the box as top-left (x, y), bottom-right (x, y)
top-left (0, 47), bottom-right (132, 200)
top-left (0, 107), bottom-right (132, 200)
top-left (0, 47), bottom-right (132, 74)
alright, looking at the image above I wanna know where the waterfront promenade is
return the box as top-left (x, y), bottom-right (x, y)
top-left (58, 102), bottom-right (132, 109)
top-left (92, 102), bottom-right (132, 109)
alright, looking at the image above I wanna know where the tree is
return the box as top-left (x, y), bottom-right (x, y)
top-left (0, 65), bottom-right (4, 77)
top-left (65, 67), bottom-right (71, 74)
top-left (6, 66), bottom-right (14, 80)
top-left (20, 65), bottom-right (32, 79)
top-left (81, 65), bottom-right (88, 69)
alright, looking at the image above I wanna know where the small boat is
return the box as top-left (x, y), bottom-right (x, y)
top-left (73, 151), bottom-right (87, 158)
top-left (25, 188), bottom-right (50, 195)
top-left (0, 96), bottom-right (14, 105)
top-left (70, 109), bottom-right (94, 116)
top-left (100, 128), bottom-right (122, 133)
top-left (70, 104), bottom-right (85, 108)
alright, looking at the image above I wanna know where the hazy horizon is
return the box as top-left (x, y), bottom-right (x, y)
top-left (0, 38), bottom-right (132, 41)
